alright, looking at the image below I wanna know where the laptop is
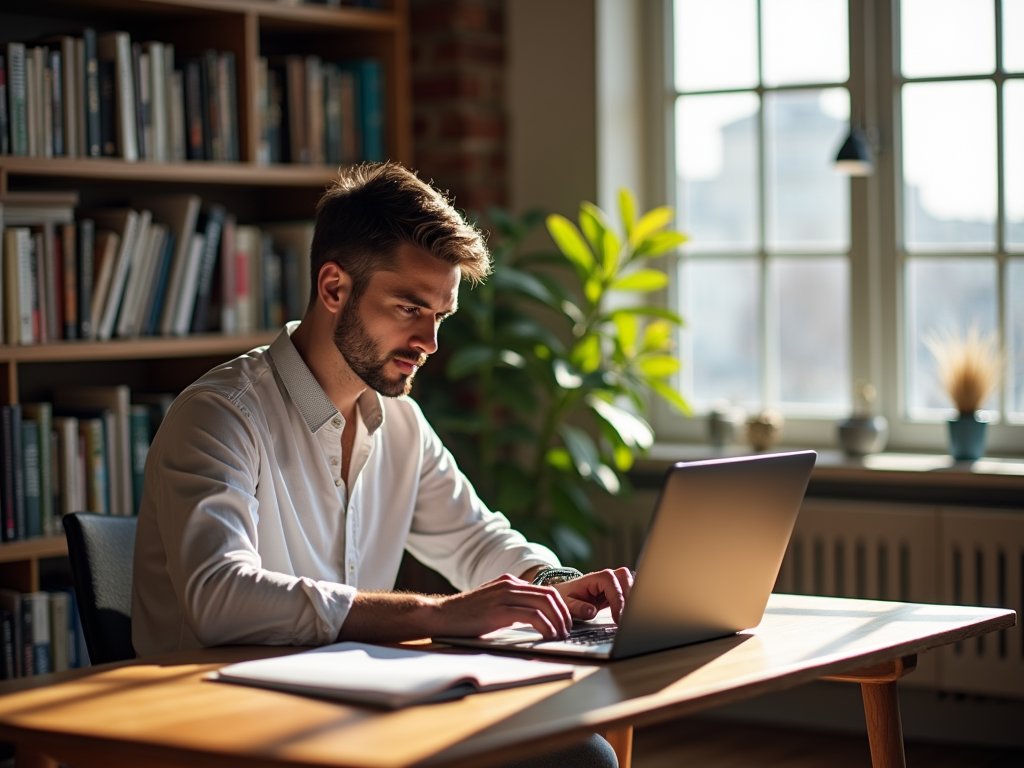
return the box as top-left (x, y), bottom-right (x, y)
top-left (436, 450), bottom-right (816, 660)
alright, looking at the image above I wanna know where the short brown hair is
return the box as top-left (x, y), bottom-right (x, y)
top-left (309, 162), bottom-right (491, 307)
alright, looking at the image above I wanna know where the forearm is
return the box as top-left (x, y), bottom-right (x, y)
top-left (337, 591), bottom-right (444, 643)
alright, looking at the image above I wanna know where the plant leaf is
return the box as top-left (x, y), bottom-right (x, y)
top-left (578, 203), bottom-right (606, 254)
top-left (445, 345), bottom-right (495, 379)
top-left (586, 396), bottom-right (655, 450)
top-left (609, 306), bottom-right (684, 325)
top-left (638, 355), bottom-right (681, 377)
top-left (612, 312), bottom-right (639, 357)
top-left (570, 334), bottom-right (602, 374)
top-left (631, 206), bottom-right (674, 243)
top-left (602, 227), bottom-right (621, 278)
top-left (546, 447), bottom-right (574, 471)
top-left (648, 378), bottom-right (693, 415)
top-left (546, 214), bottom-right (595, 276)
top-left (490, 268), bottom-right (559, 309)
top-left (613, 443), bottom-right (634, 471)
top-left (610, 269), bottom-right (669, 292)
top-left (558, 423), bottom-right (601, 479)
top-left (553, 359), bottom-right (584, 389)
top-left (618, 189), bottom-right (636, 239)
top-left (634, 231), bottom-right (688, 258)
top-left (594, 464), bottom-right (621, 494)
top-left (641, 320), bottom-right (672, 352)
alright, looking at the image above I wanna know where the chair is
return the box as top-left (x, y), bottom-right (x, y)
top-left (62, 512), bottom-right (138, 664)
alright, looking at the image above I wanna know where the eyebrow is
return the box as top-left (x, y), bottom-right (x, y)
top-left (395, 293), bottom-right (458, 318)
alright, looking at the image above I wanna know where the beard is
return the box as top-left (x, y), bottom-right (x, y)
top-left (333, 299), bottom-right (426, 397)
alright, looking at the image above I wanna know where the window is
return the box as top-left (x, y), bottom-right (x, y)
top-left (655, 0), bottom-right (1023, 452)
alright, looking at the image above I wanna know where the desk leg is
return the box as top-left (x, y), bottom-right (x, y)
top-left (16, 747), bottom-right (58, 768)
top-left (602, 726), bottom-right (633, 768)
top-left (861, 682), bottom-right (906, 768)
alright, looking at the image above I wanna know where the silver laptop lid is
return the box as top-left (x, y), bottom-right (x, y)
top-left (611, 450), bottom-right (816, 659)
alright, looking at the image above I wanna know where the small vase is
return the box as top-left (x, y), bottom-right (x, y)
top-left (948, 413), bottom-right (987, 461)
top-left (836, 415), bottom-right (888, 456)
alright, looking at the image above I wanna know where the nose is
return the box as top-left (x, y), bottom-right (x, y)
top-left (411, 316), bottom-right (440, 355)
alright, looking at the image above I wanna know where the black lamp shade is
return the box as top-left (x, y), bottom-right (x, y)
top-left (835, 125), bottom-right (874, 176)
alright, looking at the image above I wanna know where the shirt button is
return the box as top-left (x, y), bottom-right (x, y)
top-left (332, 416), bottom-right (342, 428)
top-left (330, 458), bottom-right (338, 466)
top-left (335, 478), bottom-right (342, 487)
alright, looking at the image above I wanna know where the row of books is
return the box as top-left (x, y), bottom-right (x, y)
top-left (258, 55), bottom-right (384, 166)
top-left (0, 588), bottom-right (88, 679)
top-left (0, 32), bottom-right (239, 163)
top-left (1, 31), bottom-right (385, 165)
top-left (0, 387), bottom-right (163, 542)
top-left (0, 192), bottom-right (313, 343)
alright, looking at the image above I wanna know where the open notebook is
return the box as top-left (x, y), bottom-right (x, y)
top-left (209, 641), bottom-right (575, 708)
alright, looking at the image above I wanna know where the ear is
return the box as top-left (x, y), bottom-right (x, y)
top-left (316, 262), bottom-right (353, 316)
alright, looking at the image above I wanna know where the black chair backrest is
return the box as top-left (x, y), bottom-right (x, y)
top-left (62, 512), bottom-right (138, 664)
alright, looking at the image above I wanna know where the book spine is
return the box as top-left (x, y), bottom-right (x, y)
top-left (6, 44), bottom-right (27, 156)
top-left (203, 49), bottom-right (220, 161)
top-left (61, 37), bottom-right (77, 158)
top-left (132, 43), bottom-right (148, 160)
top-left (129, 404), bottom-right (149, 514)
top-left (49, 48), bottom-right (64, 157)
top-left (26, 232), bottom-right (40, 344)
top-left (82, 29), bottom-right (101, 157)
top-left (145, 231), bottom-right (174, 336)
top-left (219, 51), bottom-right (238, 162)
top-left (169, 68), bottom-right (186, 162)
top-left (0, 54), bottom-right (9, 156)
top-left (0, 407), bottom-right (16, 542)
top-left (184, 59), bottom-right (204, 161)
top-left (61, 223), bottom-right (78, 339)
top-left (29, 404), bottom-right (54, 536)
top-left (80, 418), bottom-right (108, 515)
top-left (21, 420), bottom-right (41, 539)
top-left (0, 610), bottom-right (14, 679)
top-left (219, 214), bottom-right (237, 333)
top-left (98, 59), bottom-right (117, 156)
top-left (25, 53), bottom-right (37, 157)
top-left (41, 221), bottom-right (59, 342)
top-left (78, 219), bottom-right (95, 339)
top-left (48, 591), bottom-right (70, 673)
top-left (112, 33), bottom-right (138, 161)
top-left (147, 41), bottom-right (167, 162)
top-left (29, 593), bottom-right (50, 676)
top-left (190, 206), bottom-right (226, 333)
top-left (19, 597), bottom-right (32, 676)
top-left (359, 59), bottom-right (383, 162)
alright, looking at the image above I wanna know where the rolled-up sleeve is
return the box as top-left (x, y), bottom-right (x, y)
top-left (146, 391), bottom-right (354, 648)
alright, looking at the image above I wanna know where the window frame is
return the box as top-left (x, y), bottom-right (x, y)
top-left (650, 0), bottom-right (1024, 455)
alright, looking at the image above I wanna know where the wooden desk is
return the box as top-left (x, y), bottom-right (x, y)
top-left (0, 594), bottom-right (1014, 768)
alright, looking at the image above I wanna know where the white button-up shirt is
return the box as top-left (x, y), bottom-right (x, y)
top-left (132, 322), bottom-right (558, 657)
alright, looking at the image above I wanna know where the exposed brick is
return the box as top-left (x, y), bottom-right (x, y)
top-left (440, 113), bottom-right (505, 141)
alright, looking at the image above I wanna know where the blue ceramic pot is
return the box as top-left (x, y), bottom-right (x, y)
top-left (948, 414), bottom-right (987, 461)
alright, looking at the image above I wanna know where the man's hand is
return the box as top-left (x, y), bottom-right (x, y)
top-left (552, 568), bottom-right (633, 623)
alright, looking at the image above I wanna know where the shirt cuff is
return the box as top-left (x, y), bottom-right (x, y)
top-left (300, 578), bottom-right (357, 644)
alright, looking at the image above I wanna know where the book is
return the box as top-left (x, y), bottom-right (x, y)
top-left (340, 59), bottom-right (383, 162)
top-left (143, 230), bottom-right (175, 336)
top-left (77, 415), bottom-right (109, 515)
top-left (53, 416), bottom-right (81, 517)
top-left (54, 386), bottom-right (131, 517)
top-left (172, 232), bottom-right (206, 336)
top-left (90, 208), bottom-right (141, 341)
top-left (26, 591), bottom-right (50, 675)
top-left (61, 222), bottom-right (78, 339)
top-left (77, 218), bottom-right (94, 339)
top-left (0, 54), bottom-right (8, 156)
top-left (0, 608), bottom-right (14, 679)
top-left (48, 47), bottom-right (64, 157)
top-left (89, 229), bottom-right (120, 340)
top-left (131, 43), bottom-right (148, 160)
top-left (0, 405), bottom-right (23, 542)
top-left (183, 58), bottom-right (204, 161)
top-left (189, 204), bottom-right (226, 333)
top-left (21, 418), bottom-right (41, 538)
top-left (211, 642), bottom-right (575, 709)
top-left (0, 591), bottom-right (23, 677)
top-left (6, 43), bottom-right (27, 156)
top-left (48, 591), bottom-right (70, 673)
top-left (82, 28), bottom-right (101, 158)
top-left (233, 225), bottom-right (261, 333)
top-left (22, 403), bottom-right (54, 537)
top-left (219, 213), bottom-right (237, 332)
top-left (3, 227), bottom-right (34, 345)
top-left (115, 209), bottom-right (158, 338)
top-left (263, 222), bottom-right (313, 320)
top-left (97, 32), bottom-right (138, 161)
top-left (97, 58), bottom-right (116, 156)
top-left (146, 41), bottom-right (167, 162)
top-left (129, 403), bottom-right (150, 513)
top-left (168, 67), bottom-right (186, 162)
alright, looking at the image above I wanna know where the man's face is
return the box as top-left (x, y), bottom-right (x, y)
top-left (333, 243), bottom-right (460, 397)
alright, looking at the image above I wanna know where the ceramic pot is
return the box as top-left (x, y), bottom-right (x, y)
top-left (836, 415), bottom-right (888, 456)
top-left (948, 413), bottom-right (987, 461)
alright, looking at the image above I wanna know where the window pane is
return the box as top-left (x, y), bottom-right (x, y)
top-left (762, 0), bottom-right (849, 86)
top-left (765, 89), bottom-right (850, 252)
top-left (769, 257), bottom-right (849, 410)
top-left (1005, 0), bottom-right (1024, 72)
top-left (676, 93), bottom-right (760, 251)
top-left (901, 0), bottom-right (995, 78)
top-left (902, 81), bottom-right (996, 251)
top-left (1006, 81), bottom-right (1024, 250)
top-left (682, 258), bottom-right (761, 407)
top-left (674, 0), bottom-right (759, 92)
top-left (905, 258), bottom-right (998, 416)
top-left (1009, 259), bottom-right (1024, 420)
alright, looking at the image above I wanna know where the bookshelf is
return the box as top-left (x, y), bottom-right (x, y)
top-left (0, 0), bottom-right (411, 675)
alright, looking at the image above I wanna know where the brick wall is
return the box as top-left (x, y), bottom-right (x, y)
top-left (410, 0), bottom-right (507, 215)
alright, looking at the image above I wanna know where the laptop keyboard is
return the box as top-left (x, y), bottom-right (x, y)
top-left (565, 625), bottom-right (618, 645)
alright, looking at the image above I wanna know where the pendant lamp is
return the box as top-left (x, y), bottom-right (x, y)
top-left (834, 124), bottom-right (874, 176)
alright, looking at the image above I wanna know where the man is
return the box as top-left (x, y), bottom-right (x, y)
top-left (133, 163), bottom-right (629, 765)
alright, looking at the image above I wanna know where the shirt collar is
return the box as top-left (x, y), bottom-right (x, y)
top-left (268, 321), bottom-right (385, 435)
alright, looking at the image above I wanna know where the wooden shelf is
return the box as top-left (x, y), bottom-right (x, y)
top-left (0, 157), bottom-right (340, 188)
top-left (0, 536), bottom-right (68, 564)
top-left (0, 333), bottom-right (277, 363)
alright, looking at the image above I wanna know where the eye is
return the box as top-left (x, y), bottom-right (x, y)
top-left (400, 306), bottom-right (419, 316)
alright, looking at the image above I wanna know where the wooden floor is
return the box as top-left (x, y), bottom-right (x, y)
top-left (633, 719), bottom-right (1024, 768)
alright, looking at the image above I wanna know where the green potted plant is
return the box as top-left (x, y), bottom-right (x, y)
top-left (418, 191), bottom-right (689, 565)
top-left (924, 325), bottom-right (1002, 461)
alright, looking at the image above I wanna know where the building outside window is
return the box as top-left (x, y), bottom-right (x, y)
top-left (653, 0), bottom-right (1023, 453)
